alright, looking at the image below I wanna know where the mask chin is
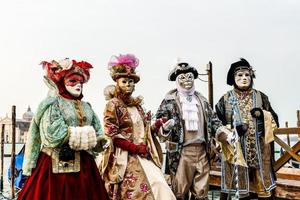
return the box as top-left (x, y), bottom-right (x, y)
top-left (65, 84), bottom-right (82, 97)
top-left (233, 81), bottom-right (252, 91)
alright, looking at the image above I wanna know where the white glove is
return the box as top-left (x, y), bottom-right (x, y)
top-left (162, 119), bottom-right (175, 131)
top-left (216, 126), bottom-right (235, 144)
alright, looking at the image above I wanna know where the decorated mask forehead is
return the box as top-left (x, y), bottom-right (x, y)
top-left (234, 68), bottom-right (251, 76)
top-left (178, 72), bottom-right (194, 80)
top-left (64, 74), bottom-right (84, 86)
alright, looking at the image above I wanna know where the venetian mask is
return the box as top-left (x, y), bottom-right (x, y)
top-left (116, 77), bottom-right (135, 95)
top-left (176, 72), bottom-right (194, 90)
top-left (64, 74), bottom-right (84, 97)
top-left (234, 69), bottom-right (251, 90)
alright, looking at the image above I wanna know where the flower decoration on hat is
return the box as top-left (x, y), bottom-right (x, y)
top-left (40, 58), bottom-right (93, 84)
top-left (108, 54), bottom-right (140, 83)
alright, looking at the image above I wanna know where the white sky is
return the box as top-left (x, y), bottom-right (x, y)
top-left (0, 0), bottom-right (299, 127)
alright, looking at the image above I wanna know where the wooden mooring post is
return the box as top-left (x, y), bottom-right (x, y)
top-left (207, 61), bottom-right (213, 107)
top-left (10, 106), bottom-right (16, 198)
top-left (0, 124), bottom-right (4, 191)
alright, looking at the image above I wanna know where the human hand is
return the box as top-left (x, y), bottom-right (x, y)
top-left (250, 108), bottom-right (264, 120)
top-left (236, 123), bottom-right (249, 137)
top-left (153, 117), bottom-right (168, 130)
top-left (162, 119), bottom-right (175, 131)
top-left (137, 144), bottom-right (148, 158)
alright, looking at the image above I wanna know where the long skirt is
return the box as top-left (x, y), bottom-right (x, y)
top-left (17, 151), bottom-right (108, 200)
top-left (108, 155), bottom-right (175, 200)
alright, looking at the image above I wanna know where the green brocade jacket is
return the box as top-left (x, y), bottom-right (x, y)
top-left (23, 77), bottom-right (104, 176)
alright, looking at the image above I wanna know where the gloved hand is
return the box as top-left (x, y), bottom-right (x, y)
top-left (251, 108), bottom-right (264, 120)
top-left (251, 108), bottom-right (265, 137)
top-left (216, 126), bottom-right (234, 144)
top-left (162, 119), bottom-right (175, 131)
top-left (236, 123), bottom-right (249, 137)
top-left (136, 144), bottom-right (148, 158)
top-left (113, 138), bottom-right (148, 157)
top-left (153, 117), bottom-right (168, 130)
top-left (59, 143), bottom-right (75, 161)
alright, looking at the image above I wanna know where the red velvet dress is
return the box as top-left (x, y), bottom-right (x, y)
top-left (17, 151), bottom-right (108, 200)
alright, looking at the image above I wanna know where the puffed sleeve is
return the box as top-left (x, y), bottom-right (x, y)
top-left (39, 101), bottom-right (69, 148)
top-left (103, 100), bottom-right (119, 137)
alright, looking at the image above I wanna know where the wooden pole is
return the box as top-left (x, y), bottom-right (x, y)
top-left (297, 110), bottom-right (300, 140)
top-left (297, 110), bottom-right (300, 127)
top-left (207, 61), bottom-right (214, 107)
top-left (10, 106), bottom-right (16, 198)
top-left (0, 124), bottom-right (4, 192)
top-left (285, 122), bottom-right (291, 147)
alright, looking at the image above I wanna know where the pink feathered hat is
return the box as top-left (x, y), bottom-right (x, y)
top-left (108, 54), bottom-right (140, 83)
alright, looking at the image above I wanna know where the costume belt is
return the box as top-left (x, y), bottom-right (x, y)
top-left (165, 141), bottom-right (179, 153)
top-left (41, 147), bottom-right (80, 174)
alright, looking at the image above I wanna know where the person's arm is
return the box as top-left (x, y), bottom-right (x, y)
top-left (261, 92), bottom-right (279, 127)
top-left (215, 96), bottom-right (227, 126)
top-left (113, 138), bottom-right (147, 157)
top-left (103, 100), bottom-right (119, 137)
top-left (39, 101), bottom-right (69, 148)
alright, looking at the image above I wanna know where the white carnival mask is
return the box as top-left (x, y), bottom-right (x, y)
top-left (234, 69), bottom-right (251, 90)
top-left (64, 74), bottom-right (84, 97)
top-left (65, 84), bottom-right (82, 97)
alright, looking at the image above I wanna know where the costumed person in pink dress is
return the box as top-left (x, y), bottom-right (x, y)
top-left (18, 59), bottom-right (109, 200)
top-left (100, 54), bottom-right (176, 200)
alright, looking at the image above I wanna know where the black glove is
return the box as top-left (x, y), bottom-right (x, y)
top-left (251, 108), bottom-right (265, 137)
top-left (59, 144), bottom-right (75, 161)
top-left (236, 123), bottom-right (249, 137)
top-left (250, 108), bottom-right (264, 120)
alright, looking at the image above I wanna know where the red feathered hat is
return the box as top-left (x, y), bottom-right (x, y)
top-left (40, 58), bottom-right (93, 84)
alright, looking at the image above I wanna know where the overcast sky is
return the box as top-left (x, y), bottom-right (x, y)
top-left (0, 0), bottom-right (299, 127)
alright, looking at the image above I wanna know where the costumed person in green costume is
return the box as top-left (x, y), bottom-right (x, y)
top-left (18, 59), bottom-right (108, 200)
top-left (215, 58), bottom-right (279, 200)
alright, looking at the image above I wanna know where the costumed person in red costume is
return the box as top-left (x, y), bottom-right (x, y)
top-left (215, 58), bottom-right (279, 200)
top-left (100, 54), bottom-right (176, 200)
top-left (18, 59), bottom-right (108, 200)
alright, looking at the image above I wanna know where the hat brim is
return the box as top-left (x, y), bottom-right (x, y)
top-left (168, 68), bottom-right (198, 81)
top-left (112, 73), bottom-right (140, 83)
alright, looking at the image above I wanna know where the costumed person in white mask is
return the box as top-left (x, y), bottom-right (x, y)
top-left (215, 58), bottom-right (279, 200)
top-left (18, 59), bottom-right (108, 200)
top-left (100, 54), bottom-right (176, 200)
top-left (155, 61), bottom-right (230, 200)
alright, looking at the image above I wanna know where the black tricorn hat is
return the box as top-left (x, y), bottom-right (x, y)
top-left (168, 62), bottom-right (199, 81)
top-left (227, 58), bottom-right (255, 86)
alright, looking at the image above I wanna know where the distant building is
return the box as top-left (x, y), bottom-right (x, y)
top-left (0, 106), bottom-right (33, 143)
